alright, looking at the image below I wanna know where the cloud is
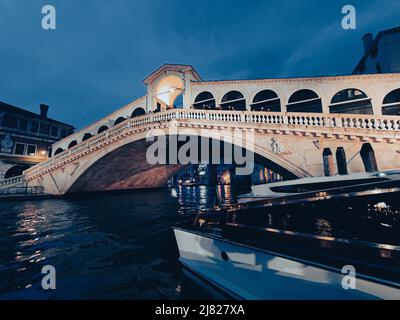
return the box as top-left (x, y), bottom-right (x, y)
top-left (0, 0), bottom-right (399, 128)
top-left (279, 0), bottom-right (400, 77)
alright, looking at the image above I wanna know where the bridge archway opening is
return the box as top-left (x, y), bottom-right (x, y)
top-left (287, 89), bottom-right (322, 113)
top-left (220, 91), bottom-right (246, 111)
top-left (173, 93), bottom-right (184, 109)
top-left (251, 90), bottom-right (280, 112)
top-left (4, 164), bottom-right (30, 179)
top-left (68, 140), bottom-right (78, 149)
top-left (66, 136), bottom-right (299, 194)
top-left (54, 148), bottom-right (64, 155)
top-left (193, 92), bottom-right (216, 110)
top-left (171, 162), bottom-right (285, 190)
top-left (82, 133), bottom-right (93, 142)
top-left (97, 126), bottom-right (109, 134)
top-left (131, 107), bottom-right (146, 118)
top-left (382, 89), bottom-right (400, 115)
top-left (155, 75), bottom-right (185, 111)
top-left (114, 117), bottom-right (125, 126)
top-left (330, 88), bottom-right (373, 114)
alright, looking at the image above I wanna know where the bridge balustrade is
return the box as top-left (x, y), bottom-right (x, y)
top-left (0, 175), bottom-right (23, 187)
top-left (0, 186), bottom-right (44, 196)
top-left (23, 109), bottom-right (400, 179)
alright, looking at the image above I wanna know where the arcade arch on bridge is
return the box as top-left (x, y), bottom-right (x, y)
top-left (97, 126), bottom-right (109, 134)
top-left (82, 133), bottom-right (93, 142)
top-left (68, 140), bottom-right (78, 149)
top-left (4, 164), bottom-right (30, 179)
top-left (287, 89), bottom-right (322, 113)
top-left (220, 91), bottom-right (246, 111)
top-left (329, 88), bottom-right (373, 114)
top-left (114, 117), bottom-right (126, 126)
top-left (144, 64), bottom-right (202, 113)
top-left (131, 107), bottom-right (146, 118)
top-left (154, 75), bottom-right (185, 111)
top-left (382, 88), bottom-right (400, 116)
top-left (193, 91), bottom-right (216, 110)
top-left (251, 90), bottom-right (281, 112)
top-left (54, 148), bottom-right (64, 155)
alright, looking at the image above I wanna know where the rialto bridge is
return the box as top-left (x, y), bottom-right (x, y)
top-left (1, 64), bottom-right (400, 195)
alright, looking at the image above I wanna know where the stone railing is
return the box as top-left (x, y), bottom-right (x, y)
top-left (0, 186), bottom-right (44, 196)
top-left (24, 109), bottom-right (400, 179)
top-left (51, 95), bottom-right (147, 151)
top-left (175, 109), bottom-right (400, 130)
top-left (0, 175), bottom-right (24, 188)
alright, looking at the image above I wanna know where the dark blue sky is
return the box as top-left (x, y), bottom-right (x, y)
top-left (1, 0), bottom-right (399, 129)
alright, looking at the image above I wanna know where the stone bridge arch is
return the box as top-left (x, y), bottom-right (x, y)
top-left (33, 128), bottom-right (307, 195)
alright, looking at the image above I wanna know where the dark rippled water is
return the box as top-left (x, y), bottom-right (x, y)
top-left (0, 186), bottom-right (244, 299)
top-left (1, 184), bottom-right (399, 299)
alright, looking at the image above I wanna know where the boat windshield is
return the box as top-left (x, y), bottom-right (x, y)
top-left (269, 178), bottom-right (389, 194)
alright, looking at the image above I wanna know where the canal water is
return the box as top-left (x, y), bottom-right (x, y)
top-left (0, 186), bottom-right (244, 299)
top-left (0, 185), bottom-right (399, 299)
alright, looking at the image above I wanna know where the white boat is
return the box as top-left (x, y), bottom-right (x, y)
top-left (173, 170), bottom-right (400, 300)
top-left (174, 227), bottom-right (400, 300)
top-left (237, 169), bottom-right (400, 205)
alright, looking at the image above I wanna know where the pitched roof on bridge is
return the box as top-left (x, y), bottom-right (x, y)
top-left (143, 63), bottom-right (202, 84)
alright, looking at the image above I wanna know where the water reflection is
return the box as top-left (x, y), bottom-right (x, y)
top-left (171, 184), bottom-right (248, 216)
top-left (0, 186), bottom-right (248, 299)
top-left (1, 201), bottom-right (85, 295)
top-left (1, 184), bottom-right (398, 299)
top-left (0, 192), bottom-right (185, 299)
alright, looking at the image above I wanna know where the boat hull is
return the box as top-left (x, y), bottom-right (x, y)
top-left (173, 228), bottom-right (400, 300)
